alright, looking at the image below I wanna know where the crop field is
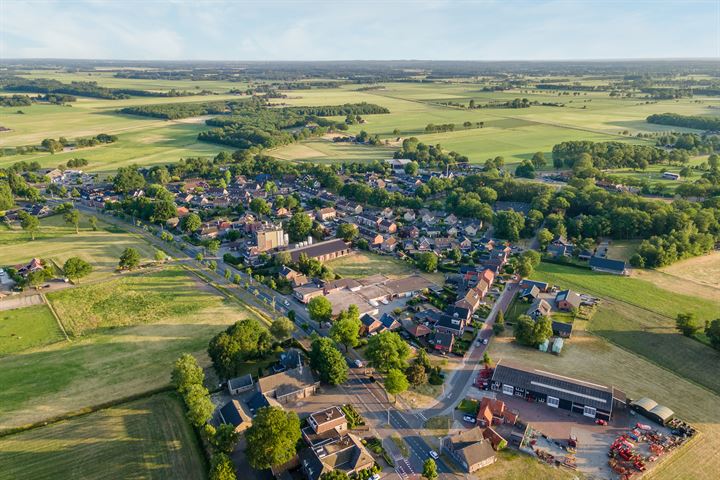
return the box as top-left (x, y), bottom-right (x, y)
top-left (268, 137), bottom-right (395, 163)
top-left (0, 214), bottom-right (156, 282)
top-left (326, 251), bottom-right (444, 284)
top-left (0, 304), bottom-right (64, 356)
top-left (0, 392), bottom-right (206, 480)
top-left (655, 251), bottom-right (720, 290)
top-left (488, 327), bottom-right (720, 480)
top-left (0, 267), bottom-right (263, 430)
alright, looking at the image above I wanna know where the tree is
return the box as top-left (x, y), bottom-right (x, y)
top-left (449, 247), bottom-right (462, 263)
top-left (515, 160), bottom-right (536, 179)
top-left (245, 406), bottom-right (301, 470)
top-left (537, 228), bottom-right (554, 250)
top-left (63, 209), bottom-right (81, 233)
top-left (0, 182), bottom-right (14, 210)
top-left (534, 316), bottom-right (553, 345)
top-left (482, 352), bottom-right (492, 368)
top-left (404, 161), bottom-right (419, 176)
top-left (213, 423), bottom-right (241, 454)
top-left (308, 296), bottom-right (333, 323)
top-left (181, 213), bottom-right (202, 233)
top-left (336, 223), bottom-right (359, 242)
top-left (26, 267), bottom-right (52, 288)
top-left (309, 337), bottom-right (348, 385)
top-left (154, 249), bottom-right (167, 262)
top-left (321, 471), bottom-right (350, 480)
top-left (208, 319), bottom-right (272, 378)
top-left (330, 305), bottom-right (361, 351)
top-left (171, 353), bottom-right (205, 394)
top-left (63, 257), bottom-right (92, 283)
top-left (270, 317), bottom-right (295, 340)
top-left (494, 210), bottom-right (525, 242)
top-left (705, 319), bottom-right (720, 350)
top-left (113, 166), bottom-right (146, 193)
top-left (118, 247), bottom-right (141, 270)
top-left (406, 362), bottom-right (428, 386)
top-left (384, 368), bottom-right (409, 401)
top-left (183, 383), bottom-right (214, 427)
top-left (422, 458), bottom-right (438, 480)
top-left (250, 197), bottom-right (271, 216)
top-left (415, 252), bottom-right (438, 273)
top-left (366, 331), bottom-right (410, 372)
top-left (675, 313), bottom-right (702, 337)
top-left (19, 212), bottom-right (40, 240)
top-left (531, 151), bottom-right (547, 169)
top-left (209, 452), bottom-right (237, 480)
top-left (287, 212), bottom-right (313, 242)
top-left (88, 216), bottom-right (98, 231)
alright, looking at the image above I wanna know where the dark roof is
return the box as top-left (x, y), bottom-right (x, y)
top-left (360, 313), bottom-right (380, 327)
top-left (435, 313), bottom-right (464, 332)
top-left (379, 313), bottom-right (398, 329)
top-left (589, 256), bottom-right (626, 272)
top-left (445, 305), bottom-right (471, 321)
top-left (519, 285), bottom-right (540, 299)
top-left (286, 239), bottom-right (349, 262)
top-left (280, 349), bottom-right (302, 370)
top-left (228, 374), bottom-right (254, 390)
top-left (551, 321), bottom-right (574, 336)
top-left (246, 391), bottom-right (271, 413)
top-left (219, 400), bottom-right (248, 428)
top-left (492, 360), bottom-right (615, 411)
top-left (435, 332), bottom-right (455, 348)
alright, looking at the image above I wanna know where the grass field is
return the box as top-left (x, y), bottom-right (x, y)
top-left (0, 304), bottom-right (64, 356)
top-left (0, 267), bottom-right (263, 430)
top-left (268, 137), bottom-right (395, 163)
top-left (326, 251), bottom-right (444, 284)
top-left (476, 449), bottom-right (577, 480)
top-left (657, 251), bottom-right (720, 290)
top-left (488, 327), bottom-right (720, 480)
top-left (48, 267), bottom-right (209, 336)
top-left (0, 214), bottom-right (156, 282)
top-left (0, 392), bottom-right (206, 480)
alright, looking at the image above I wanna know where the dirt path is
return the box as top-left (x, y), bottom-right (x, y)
top-left (0, 294), bottom-right (43, 311)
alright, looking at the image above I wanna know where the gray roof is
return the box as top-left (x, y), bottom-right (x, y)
top-left (228, 374), bottom-right (253, 390)
top-left (492, 360), bottom-right (616, 411)
top-left (287, 238), bottom-right (349, 262)
top-left (589, 256), bottom-right (626, 272)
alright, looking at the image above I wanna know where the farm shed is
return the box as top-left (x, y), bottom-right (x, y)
top-left (491, 360), bottom-right (626, 421)
top-left (631, 397), bottom-right (675, 425)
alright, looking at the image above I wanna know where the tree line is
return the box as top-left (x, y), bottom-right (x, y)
top-left (647, 113), bottom-right (720, 132)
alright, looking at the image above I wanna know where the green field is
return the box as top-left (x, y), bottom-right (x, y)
top-left (48, 267), bottom-right (208, 336)
top-left (529, 262), bottom-right (720, 395)
top-left (0, 214), bottom-right (156, 282)
top-left (0, 267), bottom-right (262, 430)
top-left (326, 251), bottom-right (444, 284)
top-left (0, 392), bottom-right (206, 480)
top-left (0, 304), bottom-right (64, 356)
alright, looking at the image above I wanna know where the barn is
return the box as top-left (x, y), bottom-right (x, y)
top-left (491, 360), bottom-right (626, 421)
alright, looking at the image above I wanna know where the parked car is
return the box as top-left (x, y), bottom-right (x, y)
top-left (370, 475), bottom-right (380, 480)
top-left (283, 299), bottom-right (290, 307)
top-left (429, 450), bottom-right (439, 460)
top-left (354, 359), bottom-right (364, 368)
top-left (380, 298), bottom-right (389, 305)
top-left (463, 415), bottom-right (476, 423)
top-left (483, 338), bottom-right (488, 345)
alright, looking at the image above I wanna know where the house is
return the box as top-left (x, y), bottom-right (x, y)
top-left (464, 223), bottom-right (481, 237)
top-left (485, 245), bottom-right (511, 268)
top-left (218, 399), bottom-right (253, 433)
top-left (527, 298), bottom-right (552, 319)
top-left (378, 313), bottom-right (401, 331)
top-left (551, 320), bottom-right (574, 338)
top-left (360, 314), bottom-right (384, 336)
top-left (379, 219), bottom-right (397, 234)
top-left (15, 258), bottom-right (44, 277)
top-left (491, 359), bottom-right (626, 421)
top-left (300, 432), bottom-right (374, 480)
top-left (316, 207), bottom-right (337, 222)
top-left (245, 391), bottom-right (281, 415)
top-left (303, 406), bottom-right (348, 446)
top-left (519, 285), bottom-right (540, 301)
top-left (404, 211), bottom-right (417, 222)
top-left (257, 366), bottom-right (319, 404)
top-left (381, 236), bottom-right (398, 252)
top-left (455, 288), bottom-right (482, 312)
top-left (285, 239), bottom-right (351, 263)
top-left (279, 265), bottom-right (309, 287)
top-left (434, 332), bottom-right (455, 353)
top-left (555, 289), bottom-right (581, 311)
top-left (519, 279), bottom-right (550, 292)
top-left (458, 236), bottom-right (473, 250)
top-left (589, 256), bottom-right (628, 275)
top-left (442, 427), bottom-right (497, 473)
top-left (630, 397), bottom-right (674, 425)
top-left (402, 320), bottom-right (432, 339)
top-left (227, 374), bottom-right (254, 395)
top-left (445, 213), bottom-right (458, 225)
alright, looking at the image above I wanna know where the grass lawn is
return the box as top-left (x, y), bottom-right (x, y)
top-left (476, 449), bottom-right (578, 480)
top-left (0, 392), bottom-right (206, 480)
top-left (0, 268), bottom-right (264, 430)
top-left (0, 304), bottom-right (64, 356)
top-left (326, 251), bottom-right (444, 284)
top-left (47, 267), bottom-right (209, 336)
top-left (605, 239), bottom-right (642, 263)
top-left (488, 329), bottom-right (720, 480)
top-left (0, 214), bottom-right (156, 282)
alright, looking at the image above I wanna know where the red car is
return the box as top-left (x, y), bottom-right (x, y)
top-left (595, 419), bottom-right (608, 426)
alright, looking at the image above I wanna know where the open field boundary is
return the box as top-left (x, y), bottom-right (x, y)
top-left (40, 293), bottom-right (69, 342)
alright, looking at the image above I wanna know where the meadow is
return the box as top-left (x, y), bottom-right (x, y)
top-left (0, 214), bottom-right (156, 282)
top-left (326, 251), bottom-right (444, 284)
top-left (0, 267), bottom-right (262, 430)
top-left (0, 392), bottom-right (206, 480)
top-left (0, 304), bottom-right (64, 356)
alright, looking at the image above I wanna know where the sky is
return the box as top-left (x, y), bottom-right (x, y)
top-left (1, 0), bottom-right (719, 61)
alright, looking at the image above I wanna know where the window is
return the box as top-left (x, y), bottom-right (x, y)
top-left (547, 396), bottom-right (560, 408)
top-left (583, 406), bottom-right (597, 418)
top-left (502, 384), bottom-right (514, 396)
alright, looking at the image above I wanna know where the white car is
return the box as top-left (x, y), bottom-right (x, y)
top-left (483, 338), bottom-right (488, 345)
top-left (354, 359), bottom-right (364, 368)
top-left (369, 300), bottom-right (379, 307)
top-left (463, 415), bottom-right (476, 423)
top-left (380, 298), bottom-right (389, 305)
top-left (429, 450), bottom-right (439, 460)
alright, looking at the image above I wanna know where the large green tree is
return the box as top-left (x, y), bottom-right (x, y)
top-left (63, 209), bottom-right (81, 233)
top-left (384, 368), bottom-right (409, 401)
top-left (336, 223), bottom-right (359, 241)
top-left (183, 383), bottom-right (214, 427)
top-left (705, 319), bottom-right (720, 350)
top-left (270, 317), bottom-right (295, 340)
top-left (63, 257), bottom-right (92, 283)
top-left (212, 423), bottom-right (241, 454)
top-left (415, 252), bottom-right (438, 273)
top-left (171, 353), bottom-right (205, 395)
top-left (330, 305), bottom-right (361, 352)
top-left (307, 296), bottom-right (333, 323)
top-left (118, 247), bottom-right (141, 270)
top-left (676, 313), bottom-right (702, 337)
top-left (245, 407), bottom-right (301, 470)
top-left (422, 458), bottom-right (438, 480)
top-left (309, 337), bottom-right (348, 385)
top-left (0, 182), bottom-right (14, 210)
top-left (181, 213), bottom-right (202, 233)
top-left (19, 212), bottom-right (40, 240)
top-left (208, 319), bottom-right (272, 378)
top-left (366, 331), bottom-right (410, 372)
top-left (209, 452), bottom-right (237, 480)
top-left (113, 166), bottom-right (146, 193)
top-left (287, 212), bottom-right (313, 242)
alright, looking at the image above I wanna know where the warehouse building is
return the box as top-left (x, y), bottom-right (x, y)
top-left (491, 360), bottom-right (626, 421)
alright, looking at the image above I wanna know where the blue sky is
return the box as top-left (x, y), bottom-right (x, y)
top-left (1, 0), bottom-right (718, 60)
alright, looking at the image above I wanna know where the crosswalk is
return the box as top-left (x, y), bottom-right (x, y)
top-left (394, 457), bottom-right (415, 478)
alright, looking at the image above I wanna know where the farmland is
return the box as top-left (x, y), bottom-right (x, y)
top-left (488, 326), bottom-right (720, 480)
top-left (0, 214), bottom-right (156, 282)
top-left (326, 251), bottom-right (444, 283)
top-left (0, 392), bottom-right (206, 480)
top-left (0, 304), bottom-right (64, 356)
top-left (0, 267), bottom-right (263, 430)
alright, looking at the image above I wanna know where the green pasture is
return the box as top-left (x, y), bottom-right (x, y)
top-left (0, 392), bottom-right (206, 479)
top-left (0, 304), bottom-right (64, 356)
